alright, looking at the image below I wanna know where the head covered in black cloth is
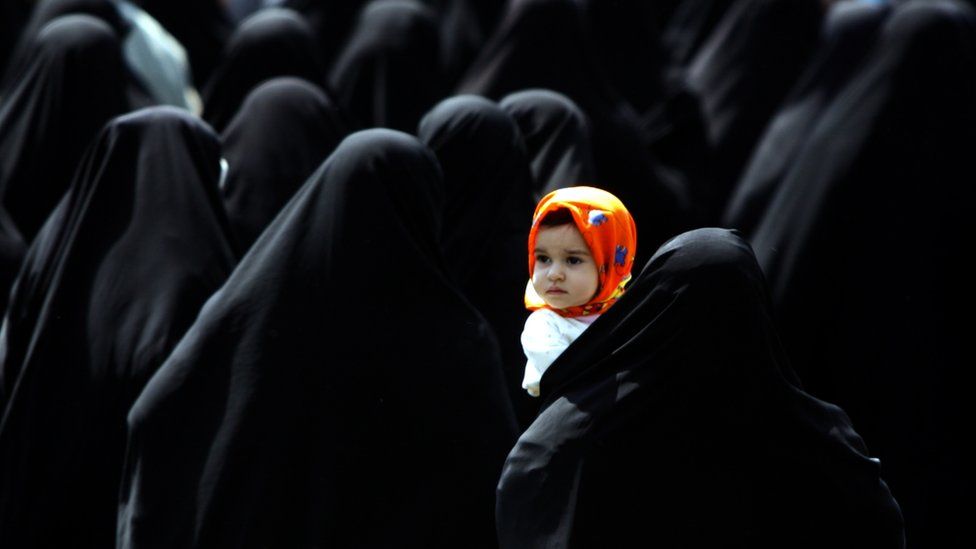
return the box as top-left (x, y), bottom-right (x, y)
top-left (0, 106), bottom-right (238, 547)
top-left (723, 0), bottom-right (893, 237)
top-left (748, 1), bottom-right (976, 544)
top-left (222, 76), bottom-right (349, 249)
top-left (0, 0), bottom-right (128, 93)
top-left (118, 129), bottom-right (518, 549)
top-left (0, 14), bottom-right (129, 241)
top-left (328, 0), bottom-right (443, 132)
top-left (284, 0), bottom-right (370, 71)
top-left (499, 89), bottom-right (597, 202)
top-left (496, 227), bottom-right (905, 549)
top-left (201, 7), bottom-right (327, 133)
top-left (458, 0), bottom-right (691, 257)
top-left (684, 0), bottom-right (824, 220)
top-left (418, 94), bottom-right (536, 425)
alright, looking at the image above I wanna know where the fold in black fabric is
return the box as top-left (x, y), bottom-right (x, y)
top-left (685, 0), bottom-right (823, 219)
top-left (222, 76), bottom-right (349, 250)
top-left (497, 227), bottom-right (905, 549)
top-left (118, 129), bottom-right (518, 548)
top-left (499, 89), bottom-right (597, 202)
top-left (748, 2), bottom-right (976, 545)
top-left (202, 7), bottom-right (327, 133)
top-left (418, 94), bottom-right (535, 426)
top-left (458, 0), bottom-right (691, 259)
top-left (0, 0), bottom-right (128, 94)
top-left (660, 0), bottom-right (735, 70)
top-left (0, 208), bottom-right (25, 315)
top-left (0, 0), bottom-right (33, 79)
top-left (0, 14), bottom-right (128, 241)
top-left (134, 0), bottom-right (231, 86)
top-left (329, 0), bottom-right (443, 131)
top-left (0, 106), bottom-right (238, 548)
top-left (723, 0), bottom-right (893, 236)
top-left (426, 0), bottom-right (507, 87)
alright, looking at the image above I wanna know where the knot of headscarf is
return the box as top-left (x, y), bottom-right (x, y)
top-left (525, 186), bottom-right (637, 317)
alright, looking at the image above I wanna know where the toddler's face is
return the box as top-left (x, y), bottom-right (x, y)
top-left (532, 223), bottom-right (599, 309)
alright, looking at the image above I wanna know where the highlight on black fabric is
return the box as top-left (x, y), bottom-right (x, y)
top-left (0, 106), bottom-right (238, 548)
top-left (117, 129), bottom-right (518, 548)
top-left (497, 227), bottom-right (906, 549)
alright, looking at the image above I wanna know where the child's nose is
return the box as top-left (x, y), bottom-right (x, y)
top-left (547, 266), bottom-right (565, 280)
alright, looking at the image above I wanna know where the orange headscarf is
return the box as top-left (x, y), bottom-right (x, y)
top-left (525, 186), bottom-right (637, 317)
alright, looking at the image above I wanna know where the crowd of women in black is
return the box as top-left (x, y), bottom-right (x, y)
top-left (0, 0), bottom-right (970, 547)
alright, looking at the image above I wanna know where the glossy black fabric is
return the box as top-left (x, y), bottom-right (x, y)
top-left (660, 0), bottom-right (735, 70)
top-left (499, 89), bottom-right (597, 202)
top-left (418, 95), bottom-right (535, 426)
top-left (222, 76), bottom-right (349, 249)
top-left (134, 0), bottom-right (231, 86)
top-left (685, 0), bottom-right (823, 219)
top-left (0, 15), bottom-right (128, 241)
top-left (748, 2), bottom-right (976, 545)
top-left (458, 0), bottom-right (691, 259)
top-left (0, 106), bottom-right (238, 548)
top-left (497, 228), bottom-right (905, 549)
top-left (0, 208), bottom-right (25, 315)
top-left (329, 0), bottom-right (443, 131)
top-left (0, 0), bottom-right (128, 93)
top-left (117, 129), bottom-right (518, 548)
top-left (202, 7), bottom-right (327, 133)
top-left (723, 0), bottom-right (893, 236)
top-left (284, 0), bottom-right (370, 71)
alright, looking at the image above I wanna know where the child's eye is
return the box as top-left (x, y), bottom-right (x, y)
top-left (536, 254), bottom-right (551, 264)
top-left (567, 256), bottom-right (584, 265)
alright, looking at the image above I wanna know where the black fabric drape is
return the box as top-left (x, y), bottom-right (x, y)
top-left (748, 2), bottom-right (976, 545)
top-left (328, 0), bottom-right (443, 132)
top-left (117, 129), bottom-right (518, 549)
top-left (202, 7), bottom-right (327, 133)
top-left (0, 106), bottom-right (238, 548)
top-left (457, 0), bottom-right (691, 261)
top-left (660, 0), bottom-right (735, 71)
top-left (684, 0), bottom-right (823, 220)
top-left (723, 0), bottom-right (893, 236)
top-left (0, 14), bottom-right (128, 241)
top-left (499, 89), bottom-right (597, 202)
top-left (0, 0), bottom-right (33, 79)
top-left (0, 207), bottom-right (25, 315)
top-left (222, 76), bottom-right (349, 250)
top-left (133, 0), bottom-right (231, 87)
top-left (417, 94), bottom-right (535, 426)
top-left (0, 0), bottom-right (128, 94)
top-left (497, 227), bottom-right (905, 549)
top-left (424, 0), bottom-right (508, 87)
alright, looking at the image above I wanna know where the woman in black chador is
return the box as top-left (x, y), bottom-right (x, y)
top-left (221, 76), bottom-right (349, 250)
top-left (202, 7), bottom-right (327, 133)
top-left (0, 14), bottom-right (128, 242)
top-left (118, 129), bottom-right (518, 548)
top-left (0, 107), bottom-right (238, 547)
top-left (496, 228), bottom-right (905, 549)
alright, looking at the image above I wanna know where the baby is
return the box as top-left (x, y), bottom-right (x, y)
top-left (521, 186), bottom-right (638, 397)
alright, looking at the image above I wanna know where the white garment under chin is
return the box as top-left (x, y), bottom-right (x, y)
top-left (520, 309), bottom-right (599, 397)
